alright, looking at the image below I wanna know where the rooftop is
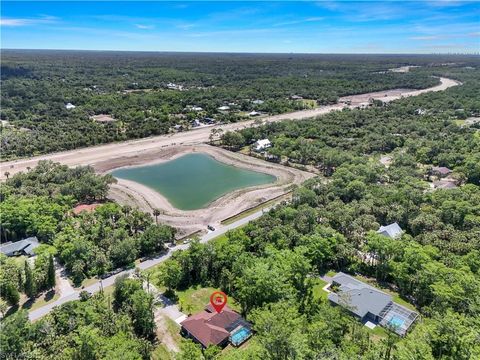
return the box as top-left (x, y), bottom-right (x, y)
top-left (328, 272), bottom-right (418, 336)
top-left (72, 203), bottom-right (101, 215)
top-left (432, 166), bottom-right (452, 175)
top-left (328, 272), bottom-right (392, 318)
top-left (180, 305), bottom-right (246, 348)
top-left (0, 237), bottom-right (40, 256)
top-left (377, 222), bottom-right (403, 239)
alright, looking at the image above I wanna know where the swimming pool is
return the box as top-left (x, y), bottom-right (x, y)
top-left (230, 327), bottom-right (252, 346)
top-left (388, 316), bottom-right (405, 328)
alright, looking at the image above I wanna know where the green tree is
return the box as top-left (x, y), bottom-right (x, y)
top-left (222, 131), bottom-right (245, 150)
top-left (112, 275), bottom-right (142, 311)
top-left (204, 345), bottom-right (221, 360)
top-left (47, 254), bottom-right (56, 290)
top-left (130, 290), bottom-right (156, 340)
top-left (251, 302), bottom-right (309, 360)
top-left (152, 208), bottom-right (161, 224)
top-left (0, 310), bottom-right (30, 356)
top-left (161, 259), bottom-right (183, 292)
top-left (1, 283), bottom-right (19, 306)
top-left (24, 260), bottom-right (35, 298)
top-left (176, 340), bottom-right (205, 360)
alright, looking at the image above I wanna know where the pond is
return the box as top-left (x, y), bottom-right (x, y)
top-left (111, 153), bottom-right (276, 210)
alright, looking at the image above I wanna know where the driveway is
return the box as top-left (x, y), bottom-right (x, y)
top-left (28, 208), bottom-right (266, 321)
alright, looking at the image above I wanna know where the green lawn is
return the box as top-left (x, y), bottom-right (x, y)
top-left (70, 276), bottom-right (99, 289)
top-left (151, 345), bottom-right (173, 360)
top-left (22, 290), bottom-right (60, 311)
top-left (325, 270), bottom-right (336, 277)
top-left (175, 285), bottom-right (241, 314)
top-left (152, 316), bottom-right (182, 360)
top-left (367, 324), bottom-right (389, 341)
top-left (312, 278), bottom-right (329, 301)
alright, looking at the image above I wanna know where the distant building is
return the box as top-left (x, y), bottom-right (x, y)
top-left (218, 106), bottom-right (230, 111)
top-left (328, 272), bottom-right (418, 336)
top-left (254, 139), bottom-right (271, 151)
top-left (290, 95), bottom-right (303, 100)
top-left (65, 103), bottom-right (76, 110)
top-left (191, 119), bottom-right (203, 127)
top-left (248, 111), bottom-right (261, 117)
top-left (0, 237), bottom-right (40, 257)
top-left (181, 304), bottom-right (252, 348)
top-left (377, 222), bottom-right (403, 239)
top-left (433, 180), bottom-right (457, 190)
top-left (166, 82), bottom-right (183, 90)
top-left (252, 99), bottom-right (264, 105)
top-left (203, 117), bottom-right (215, 124)
top-left (431, 166), bottom-right (452, 178)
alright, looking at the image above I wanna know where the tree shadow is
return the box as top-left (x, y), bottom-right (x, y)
top-left (21, 290), bottom-right (56, 310)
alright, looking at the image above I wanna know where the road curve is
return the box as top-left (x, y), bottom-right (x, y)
top-left (24, 76), bottom-right (461, 321)
top-left (28, 207), bottom-right (265, 321)
top-left (1, 77), bottom-right (460, 180)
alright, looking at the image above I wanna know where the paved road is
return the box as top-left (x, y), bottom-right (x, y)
top-left (22, 76), bottom-right (461, 321)
top-left (0, 77), bottom-right (459, 180)
top-left (28, 208), bottom-right (266, 321)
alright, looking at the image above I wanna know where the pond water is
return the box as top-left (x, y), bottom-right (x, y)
top-left (112, 153), bottom-right (276, 210)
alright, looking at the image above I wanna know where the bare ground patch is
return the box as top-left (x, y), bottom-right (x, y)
top-left (102, 145), bottom-right (314, 237)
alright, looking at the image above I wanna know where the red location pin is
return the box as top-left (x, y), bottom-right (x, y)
top-left (210, 291), bottom-right (228, 313)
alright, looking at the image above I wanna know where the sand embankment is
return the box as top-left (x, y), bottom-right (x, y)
top-left (103, 145), bottom-right (314, 237)
top-left (0, 77), bottom-right (460, 180)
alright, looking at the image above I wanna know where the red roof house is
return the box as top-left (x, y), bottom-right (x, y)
top-left (180, 305), bottom-right (250, 348)
top-left (72, 203), bottom-right (101, 215)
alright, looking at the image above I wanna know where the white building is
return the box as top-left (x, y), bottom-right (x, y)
top-left (377, 223), bottom-right (403, 239)
top-left (218, 106), bottom-right (230, 111)
top-left (65, 103), bottom-right (76, 110)
top-left (252, 99), bottom-right (264, 105)
top-left (254, 139), bottom-right (271, 151)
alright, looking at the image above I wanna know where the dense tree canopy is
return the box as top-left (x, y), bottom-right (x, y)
top-left (3, 51), bottom-right (472, 159)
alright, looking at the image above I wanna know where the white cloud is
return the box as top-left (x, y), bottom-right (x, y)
top-left (410, 35), bottom-right (443, 40)
top-left (176, 23), bottom-right (195, 30)
top-left (0, 16), bottom-right (58, 27)
top-left (273, 17), bottom-right (324, 27)
top-left (135, 24), bottom-right (155, 30)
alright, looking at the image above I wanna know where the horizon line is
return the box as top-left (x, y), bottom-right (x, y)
top-left (2, 48), bottom-right (480, 56)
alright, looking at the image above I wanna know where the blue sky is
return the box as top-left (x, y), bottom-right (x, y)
top-left (1, 1), bottom-right (479, 53)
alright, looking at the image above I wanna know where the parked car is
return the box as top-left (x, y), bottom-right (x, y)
top-left (207, 225), bottom-right (215, 231)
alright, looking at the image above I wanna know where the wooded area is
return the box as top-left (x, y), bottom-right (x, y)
top-left (4, 51), bottom-right (474, 159)
top-left (0, 53), bottom-right (479, 359)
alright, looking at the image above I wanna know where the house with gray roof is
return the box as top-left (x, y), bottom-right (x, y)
top-left (328, 272), bottom-right (418, 336)
top-left (431, 166), bottom-right (452, 178)
top-left (0, 237), bottom-right (40, 257)
top-left (377, 222), bottom-right (403, 239)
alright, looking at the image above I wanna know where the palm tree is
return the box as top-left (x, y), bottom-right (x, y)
top-left (122, 205), bottom-right (132, 217)
top-left (152, 208), bottom-right (161, 224)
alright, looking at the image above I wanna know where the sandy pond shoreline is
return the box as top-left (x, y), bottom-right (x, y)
top-left (102, 145), bottom-right (314, 237)
top-left (0, 76), bottom-right (461, 236)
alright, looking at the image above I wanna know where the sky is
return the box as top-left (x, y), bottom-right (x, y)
top-left (1, 1), bottom-right (479, 53)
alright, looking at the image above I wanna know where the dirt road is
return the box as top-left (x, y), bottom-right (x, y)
top-left (0, 77), bottom-right (460, 180)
